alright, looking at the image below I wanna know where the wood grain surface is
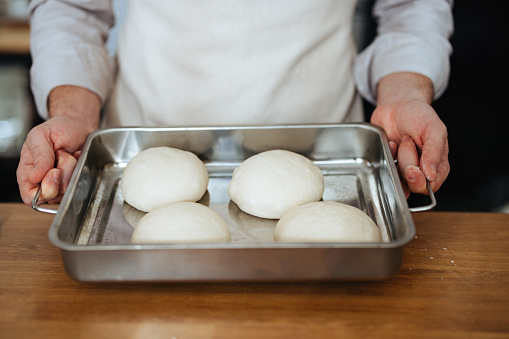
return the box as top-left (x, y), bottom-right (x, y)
top-left (1, 203), bottom-right (508, 338)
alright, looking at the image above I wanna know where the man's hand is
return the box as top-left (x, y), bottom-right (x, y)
top-left (372, 72), bottom-right (450, 197)
top-left (17, 86), bottom-right (101, 206)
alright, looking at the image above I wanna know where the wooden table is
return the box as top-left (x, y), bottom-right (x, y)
top-left (1, 203), bottom-right (508, 338)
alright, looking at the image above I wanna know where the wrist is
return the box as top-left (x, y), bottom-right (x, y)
top-left (48, 85), bottom-right (101, 131)
top-left (376, 72), bottom-right (434, 106)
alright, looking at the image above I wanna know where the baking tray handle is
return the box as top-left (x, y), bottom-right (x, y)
top-left (29, 173), bottom-right (435, 215)
top-left (31, 186), bottom-right (58, 215)
top-left (409, 181), bottom-right (437, 213)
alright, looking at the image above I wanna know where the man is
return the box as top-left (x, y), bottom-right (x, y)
top-left (18, 0), bottom-right (452, 206)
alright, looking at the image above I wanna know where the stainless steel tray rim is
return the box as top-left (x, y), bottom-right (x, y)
top-left (47, 123), bottom-right (416, 252)
top-left (49, 235), bottom-right (416, 252)
top-left (88, 122), bottom-right (384, 134)
top-left (44, 124), bottom-right (417, 281)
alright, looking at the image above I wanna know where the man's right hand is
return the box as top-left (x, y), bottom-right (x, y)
top-left (17, 85), bottom-right (101, 206)
top-left (17, 116), bottom-right (94, 205)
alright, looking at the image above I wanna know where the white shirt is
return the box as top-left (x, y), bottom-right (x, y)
top-left (28, 0), bottom-right (453, 126)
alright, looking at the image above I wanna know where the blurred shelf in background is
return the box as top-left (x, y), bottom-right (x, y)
top-left (0, 22), bottom-right (29, 54)
top-left (0, 0), bottom-right (33, 203)
top-left (0, 0), bottom-right (30, 53)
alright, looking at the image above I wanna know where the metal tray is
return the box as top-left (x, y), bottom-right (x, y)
top-left (35, 124), bottom-right (434, 282)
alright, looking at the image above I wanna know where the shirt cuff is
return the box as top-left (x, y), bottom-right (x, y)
top-left (354, 33), bottom-right (452, 104)
top-left (30, 44), bottom-right (114, 120)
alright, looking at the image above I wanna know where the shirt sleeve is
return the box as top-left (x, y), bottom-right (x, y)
top-left (354, 0), bottom-right (454, 104)
top-left (29, 0), bottom-right (116, 119)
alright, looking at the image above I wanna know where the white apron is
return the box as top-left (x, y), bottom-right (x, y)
top-left (105, 0), bottom-right (362, 127)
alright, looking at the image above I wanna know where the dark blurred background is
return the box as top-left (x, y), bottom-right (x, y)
top-left (409, 0), bottom-right (509, 212)
top-left (1, 0), bottom-right (508, 212)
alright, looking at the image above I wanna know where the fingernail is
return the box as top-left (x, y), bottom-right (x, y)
top-left (406, 167), bottom-right (417, 182)
top-left (427, 163), bottom-right (437, 182)
top-left (53, 170), bottom-right (60, 182)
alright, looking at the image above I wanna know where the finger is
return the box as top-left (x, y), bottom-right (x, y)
top-left (388, 140), bottom-right (398, 160)
top-left (387, 137), bottom-right (409, 198)
top-left (398, 135), bottom-right (427, 195)
top-left (72, 150), bottom-right (82, 160)
top-left (17, 143), bottom-right (38, 205)
top-left (19, 179), bottom-right (41, 206)
top-left (394, 162), bottom-right (411, 199)
top-left (55, 149), bottom-right (78, 194)
top-left (39, 168), bottom-right (61, 203)
top-left (48, 196), bottom-right (64, 205)
top-left (419, 124), bottom-right (447, 183)
top-left (429, 140), bottom-right (450, 193)
top-left (26, 130), bottom-right (56, 184)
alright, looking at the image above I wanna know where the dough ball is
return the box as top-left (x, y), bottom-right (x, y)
top-left (122, 202), bottom-right (147, 228)
top-left (122, 190), bottom-right (211, 229)
top-left (275, 201), bottom-right (381, 243)
top-left (228, 150), bottom-right (324, 219)
top-left (121, 147), bottom-right (209, 212)
top-left (131, 202), bottom-right (231, 244)
top-left (149, 130), bottom-right (215, 154)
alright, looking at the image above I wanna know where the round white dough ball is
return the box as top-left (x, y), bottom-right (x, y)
top-left (121, 147), bottom-right (209, 212)
top-left (131, 202), bottom-right (231, 244)
top-left (275, 201), bottom-right (381, 243)
top-left (227, 149), bottom-right (324, 219)
top-left (122, 202), bottom-right (147, 228)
